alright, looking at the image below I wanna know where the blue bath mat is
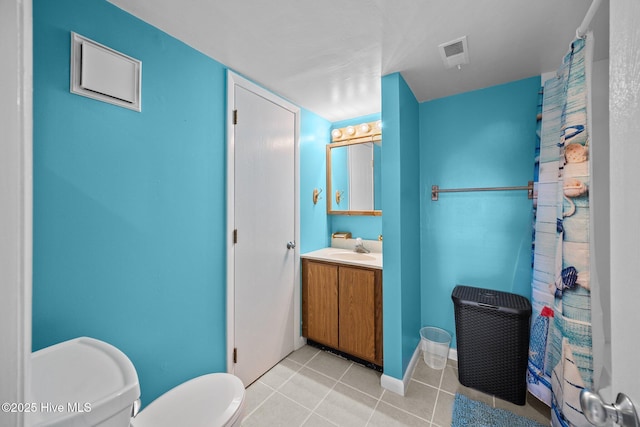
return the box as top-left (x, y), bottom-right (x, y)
top-left (452, 393), bottom-right (547, 427)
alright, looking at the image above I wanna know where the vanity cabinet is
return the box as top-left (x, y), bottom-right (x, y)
top-left (302, 259), bottom-right (383, 366)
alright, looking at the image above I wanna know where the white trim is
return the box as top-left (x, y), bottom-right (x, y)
top-left (225, 72), bottom-right (235, 374)
top-left (226, 71), bottom-right (302, 374)
top-left (380, 374), bottom-right (406, 396)
top-left (292, 98), bottom-right (305, 351)
top-left (448, 347), bottom-right (458, 361)
top-left (0, 0), bottom-right (32, 425)
top-left (70, 32), bottom-right (142, 112)
top-left (380, 343), bottom-right (458, 396)
top-left (381, 342), bottom-right (422, 396)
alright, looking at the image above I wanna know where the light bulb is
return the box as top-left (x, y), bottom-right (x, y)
top-left (359, 123), bottom-right (370, 133)
top-left (346, 126), bottom-right (356, 136)
top-left (331, 129), bottom-right (342, 139)
top-left (376, 120), bottom-right (382, 130)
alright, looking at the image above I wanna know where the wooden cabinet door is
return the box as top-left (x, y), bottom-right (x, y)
top-left (302, 260), bottom-right (339, 348)
top-left (338, 266), bottom-right (377, 362)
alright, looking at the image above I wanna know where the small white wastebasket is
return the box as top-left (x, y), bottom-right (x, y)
top-left (420, 326), bottom-right (451, 370)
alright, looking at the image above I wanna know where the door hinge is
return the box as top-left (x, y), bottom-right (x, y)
top-left (233, 109), bottom-right (238, 125)
top-left (233, 229), bottom-right (238, 244)
top-left (233, 347), bottom-right (237, 363)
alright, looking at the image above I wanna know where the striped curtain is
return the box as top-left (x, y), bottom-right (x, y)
top-left (527, 36), bottom-right (593, 427)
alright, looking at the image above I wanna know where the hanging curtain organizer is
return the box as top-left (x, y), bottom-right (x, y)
top-left (431, 181), bottom-right (534, 201)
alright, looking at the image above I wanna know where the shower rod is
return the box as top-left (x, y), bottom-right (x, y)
top-left (431, 181), bottom-right (534, 201)
top-left (576, 0), bottom-right (602, 39)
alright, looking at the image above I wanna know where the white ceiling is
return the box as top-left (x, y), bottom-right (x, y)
top-left (108, 0), bottom-right (609, 122)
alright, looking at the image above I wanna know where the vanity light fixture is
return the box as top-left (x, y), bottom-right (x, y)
top-left (330, 120), bottom-right (382, 143)
top-left (327, 120), bottom-right (382, 216)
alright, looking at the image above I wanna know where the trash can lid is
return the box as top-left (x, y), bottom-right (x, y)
top-left (451, 285), bottom-right (532, 316)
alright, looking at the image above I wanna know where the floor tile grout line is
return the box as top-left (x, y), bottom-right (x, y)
top-left (428, 367), bottom-right (446, 425)
top-left (285, 348), bottom-right (444, 425)
top-left (408, 377), bottom-right (440, 392)
top-left (408, 365), bottom-right (455, 425)
top-left (248, 346), bottom-right (550, 426)
top-left (307, 412), bottom-right (340, 427)
top-left (266, 389), bottom-right (321, 425)
top-left (274, 359), bottom-right (305, 391)
top-left (283, 349), bottom-right (350, 423)
top-left (283, 348), bottom-right (361, 425)
top-left (364, 396), bottom-right (382, 427)
top-left (301, 355), bottom-right (356, 384)
top-left (243, 356), bottom-right (308, 423)
top-left (299, 348), bottom-right (322, 366)
top-left (430, 389), bottom-right (442, 425)
top-left (305, 356), bottom-right (441, 424)
top-left (373, 397), bottom-right (434, 425)
top-left (277, 380), bottom-right (333, 414)
top-left (336, 376), bottom-right (384, 402)
top-left (329, 361), bottom-right (380, 427)
top-left (306, 361), bottom-right (354, 426)
top-left (285, 348), bottom-right (321, 371)
top-left (241, 382), bottom-right (278, 422)
top-left (372, 387), bottom-right (435, 424)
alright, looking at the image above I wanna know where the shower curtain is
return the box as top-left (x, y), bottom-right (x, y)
top-left (527, 34), bottom-right (595, 427)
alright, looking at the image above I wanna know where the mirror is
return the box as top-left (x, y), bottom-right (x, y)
top-left (326, 121), bottom-right (382, 216)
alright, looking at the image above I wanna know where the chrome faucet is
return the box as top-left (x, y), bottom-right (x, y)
top-left (354, 238), bottom-right (370, 254)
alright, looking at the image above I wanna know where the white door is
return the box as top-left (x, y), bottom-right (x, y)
top-left (581, 2), bottom-right (640, 422)
top-left (608, 0), bottom-right (640, 414)
top-left (231, 81), bottom-right (296, 386)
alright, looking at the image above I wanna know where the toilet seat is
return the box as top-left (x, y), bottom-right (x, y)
top-left (130, 373), bottom-right (245, 427)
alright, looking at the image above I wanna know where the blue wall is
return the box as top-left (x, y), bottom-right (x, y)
top-left (33, 0), bottom-right (335, 406)
top-left (381, 73), bottom-right (422, 379)
top-left (32, 0), bottom-right (540, 399)
top-left (329, 113), bottom-right (382, 240)
top-left (419, 76), bottom-right (540, 347)
top-left (33, 0), bottom-right (228, 405)
top-left (300, 108), bottom-right (331, 253)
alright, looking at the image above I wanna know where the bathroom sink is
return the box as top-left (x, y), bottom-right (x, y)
top-left (328, 252), bottom-right (376, 261)
top-left (301, 247), bottom-right (382, 269)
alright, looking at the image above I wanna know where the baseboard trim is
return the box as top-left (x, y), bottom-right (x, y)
top-left (380, 342), bottom-right (421, 396)
top-left (381, 345), bottom-right (458, 396)
top-left (380, 374), bottom-right (404, 396)
top-left (448, 347), bottom-right (458, 361)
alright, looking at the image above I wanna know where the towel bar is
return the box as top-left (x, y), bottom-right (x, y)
top-left (431, 181), bottom-right (534, 201)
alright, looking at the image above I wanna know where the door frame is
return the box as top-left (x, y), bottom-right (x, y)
top-left (226, 71), bottom-right (304, 374)
top-left (1, 1), bottom-right (32, 426)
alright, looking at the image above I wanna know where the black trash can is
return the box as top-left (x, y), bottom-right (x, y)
top-left (451, 285), bottom-right (532, 405)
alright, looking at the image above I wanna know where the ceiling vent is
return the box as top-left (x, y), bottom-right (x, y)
top-left (438, 36), bottom-right (469, 69)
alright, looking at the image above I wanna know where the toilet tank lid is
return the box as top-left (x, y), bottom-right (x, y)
top-left (30, 337), bottom-right (140, 425)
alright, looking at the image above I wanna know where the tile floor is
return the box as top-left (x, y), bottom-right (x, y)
top-left (241, 345), bottom-right (551, 426)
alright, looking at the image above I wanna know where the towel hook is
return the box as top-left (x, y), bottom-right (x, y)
top-left (312, 188), bottom-right (323, 205)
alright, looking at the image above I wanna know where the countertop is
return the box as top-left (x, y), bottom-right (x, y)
top-left (301, 247), bottom-right (382, 270)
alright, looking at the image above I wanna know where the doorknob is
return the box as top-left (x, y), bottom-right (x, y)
top-left (286, 241), bottom-right (296, 250)
top-left (580, 389), bottom-right (640, 427)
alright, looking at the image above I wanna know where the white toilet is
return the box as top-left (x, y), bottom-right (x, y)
top-left (130, 374), bottom-right (245, 427)
top-left (29, 337), bottom-right (245, 427)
